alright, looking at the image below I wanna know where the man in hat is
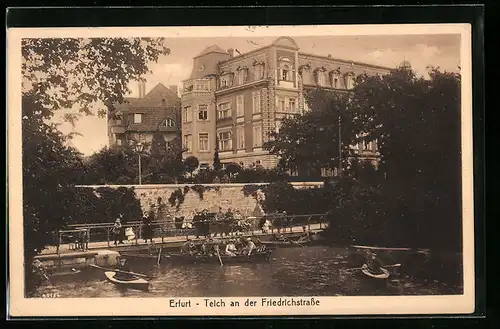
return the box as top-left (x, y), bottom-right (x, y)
top-left (113, 215), bottom-right (124, 245)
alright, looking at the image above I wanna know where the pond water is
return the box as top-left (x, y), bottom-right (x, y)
top-left (36, 246), bottom-right (462, 298)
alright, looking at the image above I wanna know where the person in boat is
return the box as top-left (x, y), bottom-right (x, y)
top-left (365, 249), bottom-right (385, 274)
top-left (244, 237), bottom-right (257, 256)
top-left (296, 226), bottom-right (312, 244)
top-left (225, 239), bottom-right (237, 256)
top-left (113, 216), bottom-right (124, 245)
top-left (32, 259), bottom-right (49, 284)
top-left (114, 258), bottom-right (135, 281)
top-left (181, 239), bottom-right (196, 255)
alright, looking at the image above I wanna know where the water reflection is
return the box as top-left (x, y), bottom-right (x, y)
top-left (43, 246), bottom-right (461, 298)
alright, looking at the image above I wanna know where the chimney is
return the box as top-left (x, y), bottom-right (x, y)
top-left (168, 85), bottom-right (178, 96)
top-left (227, 48), bottom-right (234, 58)
top-left (138, 81), bottom-right (146, 98)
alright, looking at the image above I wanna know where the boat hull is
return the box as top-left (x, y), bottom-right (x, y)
top-left (104, 271), bottom-right (150, 291)
top-left (360, 264), bottom-right (390, 279)
top-left (164, 251), bottom-right (272, 265)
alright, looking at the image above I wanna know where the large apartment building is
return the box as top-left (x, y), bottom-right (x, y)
top-left (181, 36), bottom-right (391, 170)
top-left (108, 82), bottom-right (181, 149)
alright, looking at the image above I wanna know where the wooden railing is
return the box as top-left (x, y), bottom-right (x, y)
top-left (58, 213), bottom-right (329, 251)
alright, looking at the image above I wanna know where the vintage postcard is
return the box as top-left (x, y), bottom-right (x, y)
top-left (8, 24), bottom-right (474, 317)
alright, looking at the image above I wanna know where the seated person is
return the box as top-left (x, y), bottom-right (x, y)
top-left (225, 240), bottom-right (237, 256)
top-left (365, 250), bottom-right (384, 274)
top-left (181, 239), bottom-right (196, 255)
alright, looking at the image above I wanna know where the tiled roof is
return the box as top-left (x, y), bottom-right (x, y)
top-left (111, 83), bottom-right (181, 132)
top-left (195, 45), bottom-right (228, 58)
top-left (114, 83), bottom-right (180, 110)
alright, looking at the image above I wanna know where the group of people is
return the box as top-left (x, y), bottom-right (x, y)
top-left (181, 237), bottom-right (264, 257)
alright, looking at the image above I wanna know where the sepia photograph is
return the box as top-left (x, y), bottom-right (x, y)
top-left (7, 24), bottom-right (474, 317)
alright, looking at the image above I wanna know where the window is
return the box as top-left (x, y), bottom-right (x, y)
top-left (254, 65), bottom-right (263, 80)
top-left (238, 69), bottom-right (248, 85)
top-left (116, 137), bottom-right (123, 146)
top-left (332, 75), bottom-right (339, 88)
top-left (134, 113), bottom-right (142, 123)
top-left (317, 72), bottom-right (326, 86)
top-left (217, 102), bottom-right (231, 119)
top-left (278, 97), bottom-right (286, 112)
top-left (184, 134), bottom-right (192, 152)
top-left (288, 98), bottom-right (296, 113)
top-left (275, 121), bottom-right (281, 134)
top-left (303, 98), bottom-right (310, 112)
top-left (253, 124), bottom-right (262, 147)
top-left (220, 74), bottom-right (232, 89)
top-left (282, 69), bottom-right (289, 81)
top-left (198, 133), bottom-right (209, 151)
top-left (237, 126), bottom-right (245, 149)
top-left (198, 105), bottom-right (208, 121)
top-left (163, 118), bottom-right (175, 127)
top-left (346, 74), bottom-right (355, 89)
top-left (236, 95), bottom-right (244, 117)
top-left (115, 115), bottom-right (123, 125)
top-left (183, 106), bottom-right (192, 123)
top-left (218, 130), bottom-right (232, 151)
top-left (252, 91), bottom-right (261, 113)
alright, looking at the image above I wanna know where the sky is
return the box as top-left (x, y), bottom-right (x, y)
top-left (55, 33), bottom-right (461, 155)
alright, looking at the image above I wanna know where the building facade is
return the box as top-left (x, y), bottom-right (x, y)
top-left (181, 37), bottom-right (391, 170)
top-left (108, 83), bottom-right (181, 149)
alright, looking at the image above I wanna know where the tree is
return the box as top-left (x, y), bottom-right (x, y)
top-left (21, 37), bottom-right (170, 296)
top-left (347, 65), bottom-right (462, 250)
top-left (213, 136), bottom-right (221, 171)
top-left (183, 156), bottom-right (199, 177)
top-left (225, 162), bottom-right (242, 177)
top-left (264, 90), bottom-right (359, 174)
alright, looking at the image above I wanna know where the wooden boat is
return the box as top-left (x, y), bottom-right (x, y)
top-left (261, 239), bottom-right (312, 248)
top-left (50, 269), bottom-right (82, 277)
top-left (361, 264), bottom-right (390, 279)
top-left (104, 271), bottom-right (150, 291)
top-left (164, 250), bottom-right (272, 265)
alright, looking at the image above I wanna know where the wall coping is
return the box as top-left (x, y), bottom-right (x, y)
top-left (74, 182), bottom-right (324, 189)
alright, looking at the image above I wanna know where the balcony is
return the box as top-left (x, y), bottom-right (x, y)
top-left (110, 125), bottom-right (125, 134)
top-left (278, 80), bottom-right (295, 89)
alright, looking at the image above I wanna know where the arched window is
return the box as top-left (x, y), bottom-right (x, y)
top-left (345, 73), bottom-right (355, 89)
top-left (278, 58), bottom-right (294, 82)
top-left (317, 71), bottom-right (326, 86)
top-left (330, 71), bottom-right (341, 89)
top-left (163, 118), bottom-right (175, 127)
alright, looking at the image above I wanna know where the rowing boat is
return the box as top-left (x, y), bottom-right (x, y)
top-left (361, 264), bottom-right (390, 279)
top-left (261, 240), bottom-right (311, 248)
top-left (104, 271), bottom-right (150, 291)
top-left (164, 250), bottom-right (272, 265)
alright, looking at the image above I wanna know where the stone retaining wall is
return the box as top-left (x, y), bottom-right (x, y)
top-left (76, 182), bottom-right (323, 218)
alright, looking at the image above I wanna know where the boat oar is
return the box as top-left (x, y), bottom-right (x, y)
top-left (216, 248), bottom-right (224, 267)
top-left (89, 264), bottom-right (149, 278)
top-left (157, 245), bottom-right (163, 266)
top-left (343, 263), bottom-right (401, 273)
top-left (283, 236), bottom-right (304, 247)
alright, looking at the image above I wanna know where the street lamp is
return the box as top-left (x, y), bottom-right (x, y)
top-left (134, 142), bottom-right (144, 185)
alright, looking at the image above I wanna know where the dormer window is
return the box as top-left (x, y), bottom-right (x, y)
top-left (330, 70), bottom-right (341, 89)
top-left (278, 58), bottom-right (294, 82)
top-left (345, 73), bottom-right (355, 89)
top-left (238, 68), bottom-right (249, 85)
top-left (163, 118), bottom-right (175, 127)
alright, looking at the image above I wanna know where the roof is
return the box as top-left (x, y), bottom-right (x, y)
top-left (195, 45), bottom-right (228, 58)
top-left (113, 83), bottom-right (180, 111)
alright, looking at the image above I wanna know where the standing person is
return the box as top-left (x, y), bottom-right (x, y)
top-left (113, 216), bottom-right (123, 245)
top-left (142, 211), bottom-right (153, 244)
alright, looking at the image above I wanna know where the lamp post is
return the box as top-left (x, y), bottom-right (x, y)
top-left (338, 115), bottom-right (342, 178)
top-left (134, 142), bottom-right (144, 185)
